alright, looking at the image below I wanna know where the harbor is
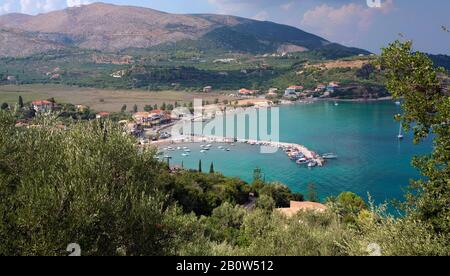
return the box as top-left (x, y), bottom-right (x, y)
top-left (151, 134), bottom-right (327, 168)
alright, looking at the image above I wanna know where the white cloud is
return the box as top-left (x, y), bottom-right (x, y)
top-left (66, 0), bottom-right (91, 8)
top-left (19, 0), bottom-right (63, 14)
top-left (253, 10), bottom-right (269, 21)
top-left (0, 0), bottom-right (13, 15)
top-left (280, 2), bottom-right (295, 12)
top-left (301, 1), bottom-right (394, 44)
top-left (14, 0), bottom-right (90, 15)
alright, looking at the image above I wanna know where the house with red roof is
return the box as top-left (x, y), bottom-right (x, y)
top-left (239, 88), bottom-right (258, 96)
top-left (32, 100), bottom-right (55, 112)
top-left (96, 112), bottom-right (110, 119)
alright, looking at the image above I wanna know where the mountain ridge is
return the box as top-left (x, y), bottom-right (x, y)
top-left (0, 2), bottom-right (369, 57)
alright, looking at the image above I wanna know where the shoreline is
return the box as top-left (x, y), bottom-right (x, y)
top-left (151, 134), bottom-right (326, 167)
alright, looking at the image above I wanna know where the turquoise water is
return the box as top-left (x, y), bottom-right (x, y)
top-left (164, 101), bottom-right (432, 203)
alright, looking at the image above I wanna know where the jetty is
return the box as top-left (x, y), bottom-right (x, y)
top-left (151, 134), bottom-right (325, 167)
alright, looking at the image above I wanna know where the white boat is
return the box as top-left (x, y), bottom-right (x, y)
top-left (395, 101), bottom-right (401, 105)
top-left (398, 123), bottom-right (404, 140)
top-left (226, 148), bottom-right (231, 152)
top-left (177, 147), bottom-right (182, 150)
top-left (322, 153), bottom-right (338, 159)
top-left (308, 161), bottom-right (318, 168)
top-left (181, 153), bottom-right (190, 157)
top-left (184, 149), bottom-right (191, 152)
top-left (334, 102), bottom-right (339, 106)
top-left (218, 146), bottom-right (224, 149)
top-left (296, 158), bottom-right (309, 165)
top-left (200, 150), bottom-right (207, 153)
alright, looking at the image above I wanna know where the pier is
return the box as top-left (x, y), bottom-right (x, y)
top-left (151, 134), bottom-right (325, 167)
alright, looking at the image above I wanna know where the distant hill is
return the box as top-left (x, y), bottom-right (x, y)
top-left (0, 2), bottom-right (369, 57)
top-left (428, 54), bottom-right (450, 71)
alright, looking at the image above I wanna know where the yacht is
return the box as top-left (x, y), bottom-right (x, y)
top-left (322, 153), bottom-right (338, 159)
top-left (296, 158), bottom-right (309, 165)
top-left (398, 123), bottom-right (404, 140)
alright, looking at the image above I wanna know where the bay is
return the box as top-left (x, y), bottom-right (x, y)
top-left (163, 100), bottom-right (432, 203)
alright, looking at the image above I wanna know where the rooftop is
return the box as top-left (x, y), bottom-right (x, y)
top-left (277, 201), bottom-right (328, 217)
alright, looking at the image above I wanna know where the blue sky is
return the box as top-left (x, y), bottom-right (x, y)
top-left (0, 0), bottom-right (449, 54)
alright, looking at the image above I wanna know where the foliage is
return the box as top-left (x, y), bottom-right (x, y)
top-left (380, 40), bottom-right (450, 234)
top-left (0, 112), bottom-right (196, 255)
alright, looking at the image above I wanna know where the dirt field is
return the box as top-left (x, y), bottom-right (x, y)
top-left (0, 84), bottom-right (233, 112)
top-left (305, 59), bottom-right (369, 70)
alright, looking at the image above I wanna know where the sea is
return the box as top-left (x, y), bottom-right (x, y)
top-left (161, 100), bottom-right (432, 204)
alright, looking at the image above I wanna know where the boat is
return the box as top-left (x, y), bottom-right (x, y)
top-left (308, 161), bottom-right (318, 168)
top-left (184, 149), bottom-right (191, 152)
top-left (322, 153), bottom-right (338, 159)
top-left (395, 101), bottom-right (401, 105)
top-left (296, 158), bottom-right (309, 165)
top-left (226, 148), bottom-right (231, 152)
top-left (334, 102), bottom-right (339, 106)
top-left (177, 147), bottom-right (182, 150)
top-left (397, 123), bottom-right (404, 140)
top-left (181, 153), bottom-right (190, 157)
top-left (200, 150), bottom-right (207, 153)
top-left (218, 146), bottom-right (224, 149)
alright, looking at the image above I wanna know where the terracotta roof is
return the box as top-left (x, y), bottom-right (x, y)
top-left (133, 112), bottom-right (151, 118)
top-left (97, 112), bottom-right (109, 117)
top-left (32, 100), bottom-right (52, 105)
top-left (239, 89), bottom-right (258, 94)
top-left (277, 201), bottom-right (327, 217)
top-left (288, 85), bottom-right (304, 89)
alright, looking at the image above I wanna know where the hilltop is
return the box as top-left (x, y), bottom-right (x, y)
top-left (0, 2), bottom-right (368, 57)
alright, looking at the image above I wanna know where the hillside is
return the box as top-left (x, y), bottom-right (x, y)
top-left (0, 2), bottom-right (368, 57)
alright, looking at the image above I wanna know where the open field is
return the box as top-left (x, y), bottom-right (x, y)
top-left (0, 84), bottom-right (233, 112)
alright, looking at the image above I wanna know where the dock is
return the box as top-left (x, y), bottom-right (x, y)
top-left (150, 134), bottom-right (325, 167)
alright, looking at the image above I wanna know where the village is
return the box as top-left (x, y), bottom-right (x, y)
top-left (5, 81), bottom-right (342, 141)
top-left (4, 81), bottom-right (342, 168)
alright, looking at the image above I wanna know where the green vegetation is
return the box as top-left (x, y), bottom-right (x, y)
top-left (380, 40), bottom-right (450, 235)
top-left (0, 40), bottom-right (448, 256)
top-left (0, 45), bottom-right (388, 98)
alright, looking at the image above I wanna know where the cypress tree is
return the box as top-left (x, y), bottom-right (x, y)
top-left (209, 162), bottom-right (215, 174)
top-left (18, 96), bottom-right (24, 108)
top-left (198, 159), bottom-right (202, 173)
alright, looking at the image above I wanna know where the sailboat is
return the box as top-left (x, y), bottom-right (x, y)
top-left (397, 123), bottom-right (404, 140)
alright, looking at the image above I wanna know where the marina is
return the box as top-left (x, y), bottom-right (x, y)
top-left (154, 134), bottom-right (327, 168)
top-left (151, 101), bottom-right (431, 203)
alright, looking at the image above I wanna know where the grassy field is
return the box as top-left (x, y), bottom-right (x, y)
top-left (0, 84), bottom-right (233, 112)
